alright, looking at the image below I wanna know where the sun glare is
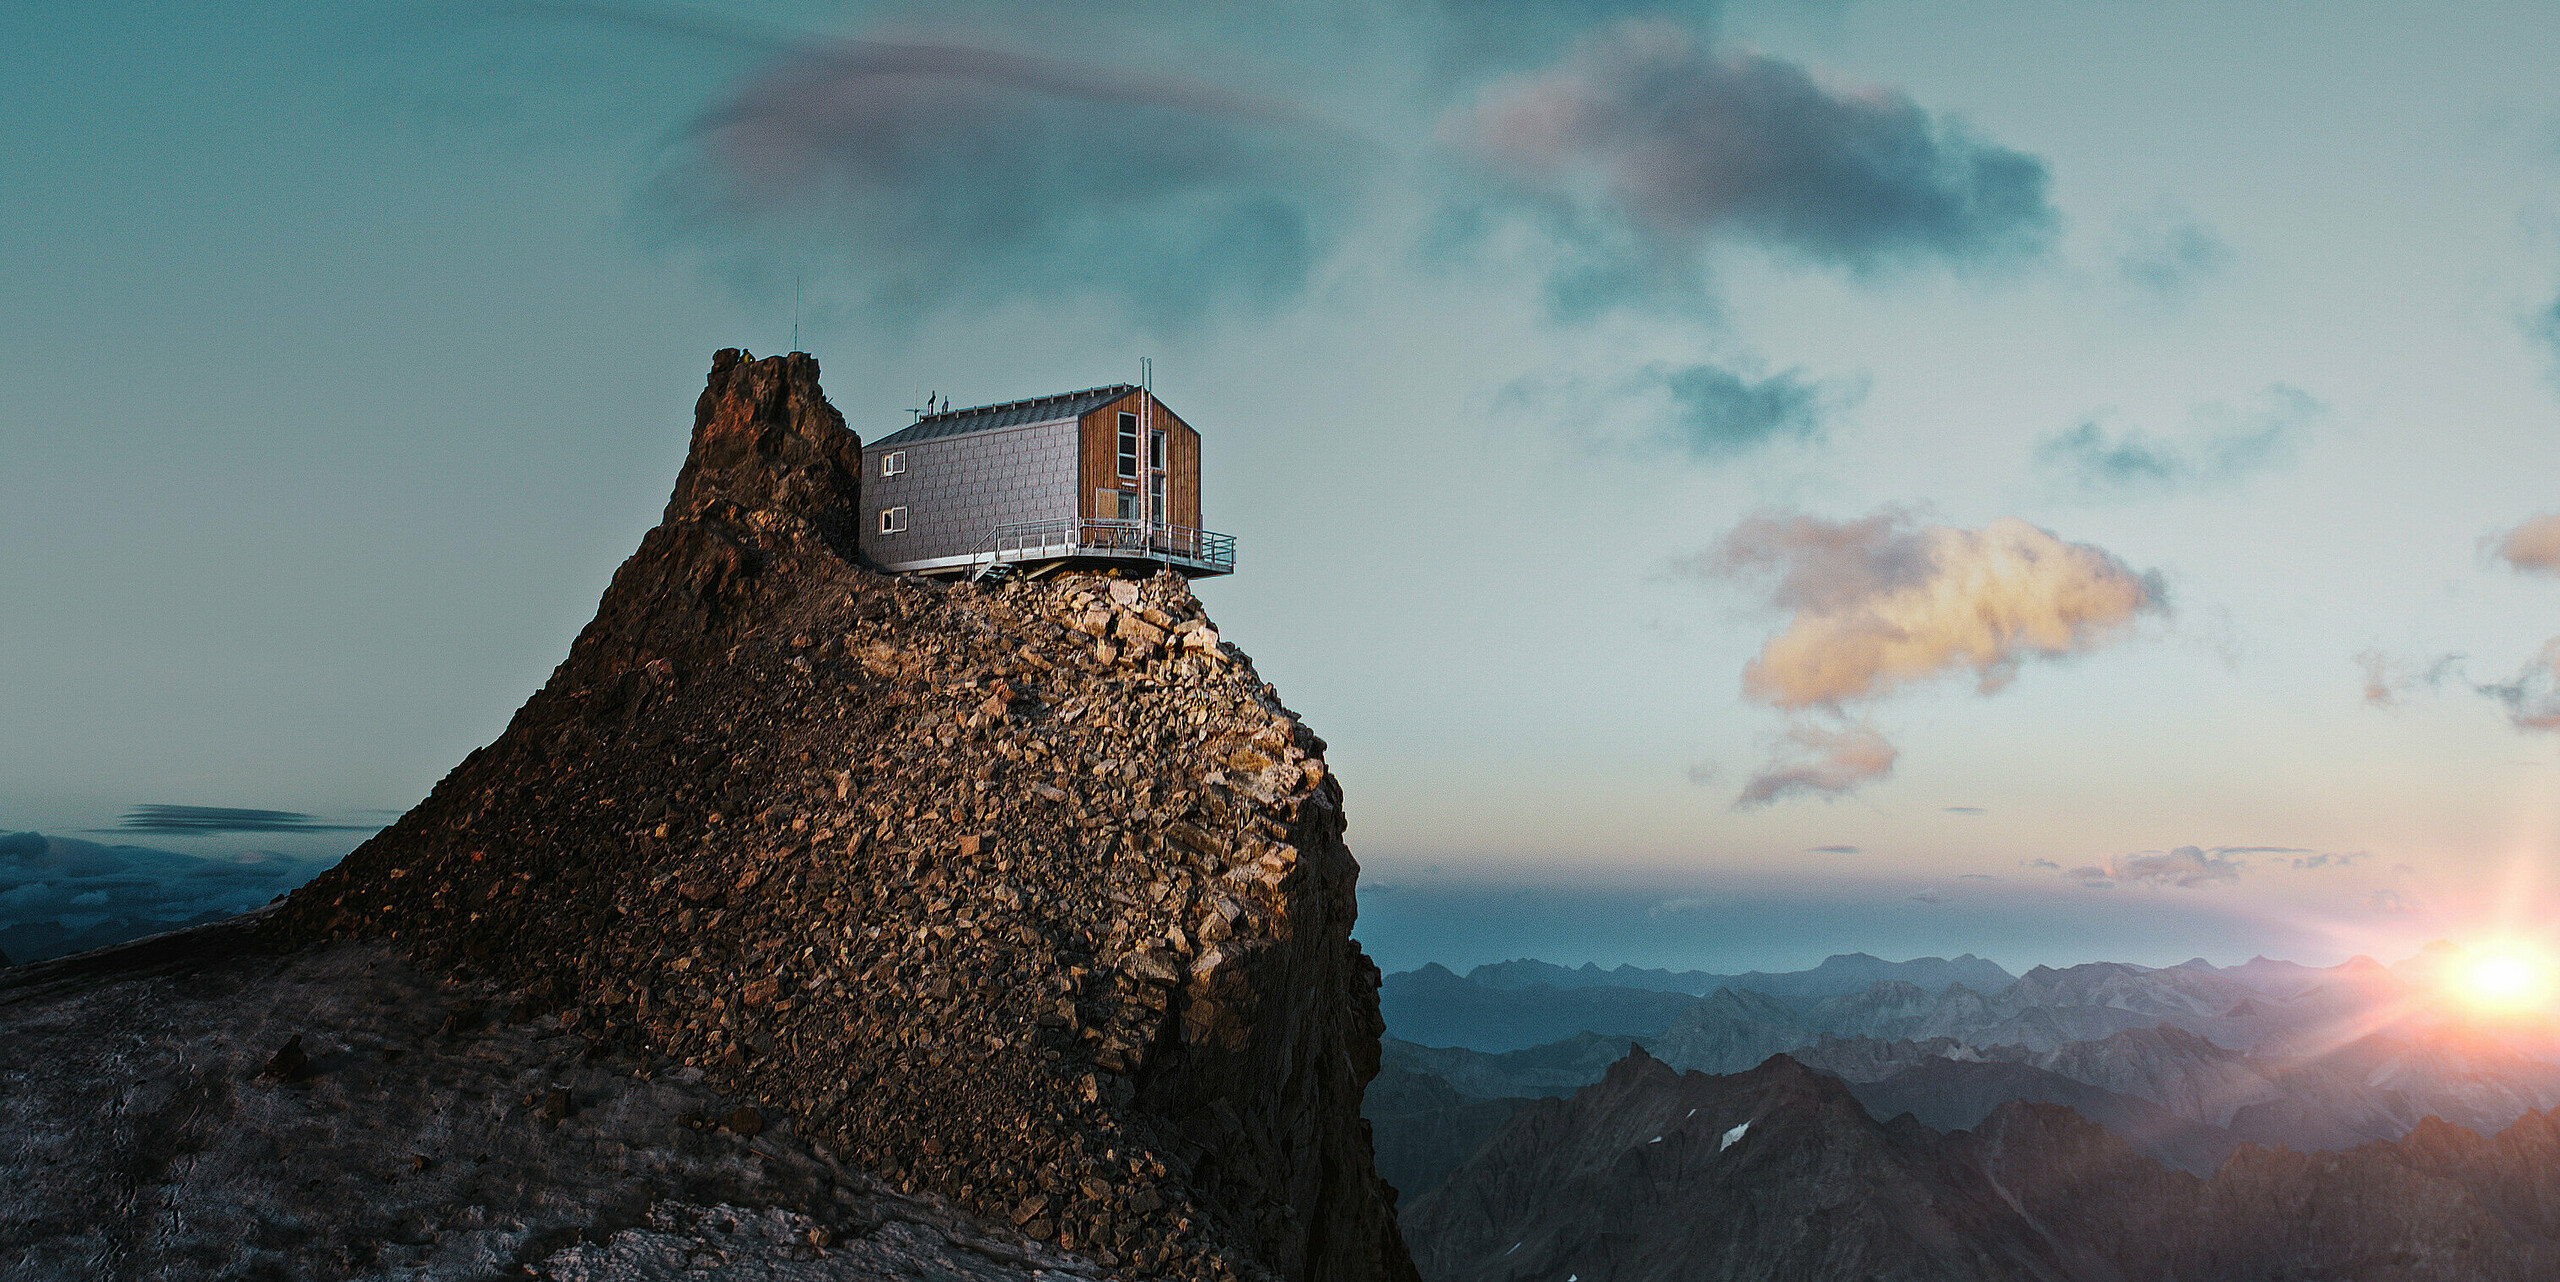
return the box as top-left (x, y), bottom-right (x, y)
top-left (2456, 948), bottom-right (2554, 1013)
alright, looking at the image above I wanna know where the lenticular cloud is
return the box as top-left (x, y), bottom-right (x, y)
top-left (1701, 509), bottom-right (2162, 805)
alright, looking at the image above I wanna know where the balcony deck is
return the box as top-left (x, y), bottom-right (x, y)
top-left (878, 517), bottom-right (1235, 580)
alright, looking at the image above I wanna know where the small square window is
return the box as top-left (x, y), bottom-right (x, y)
top-left (880, 451), bottom-right (905, 477)
top-left (878, 507), bottom-right (907, 534)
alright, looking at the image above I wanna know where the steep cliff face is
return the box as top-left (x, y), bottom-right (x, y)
top-left (269, 350), bottom-right (1414, 1282)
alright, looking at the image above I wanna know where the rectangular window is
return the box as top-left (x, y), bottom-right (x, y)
top-left (880, 451), bottom-right (904, 477)
top-left (1115, 491), bottom-right (1140, 521)
top-left (1148, 429), bottom-right (1165, 471)
top-left (1150, 473), bottom-right (1166, 523)
top-left (878, 507), bottom-right (906, 534)
top-left (1117, 412), bottom-right (1139, 479)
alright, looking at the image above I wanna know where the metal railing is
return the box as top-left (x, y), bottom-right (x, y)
top-left (974, 516), bottom-right (1235, 575)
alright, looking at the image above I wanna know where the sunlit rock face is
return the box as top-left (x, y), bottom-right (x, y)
top-left (268, 351), bottom-right (1414, 1282)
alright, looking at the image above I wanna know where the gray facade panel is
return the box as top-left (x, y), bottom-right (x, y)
top-left (859, 417), bottom-right (1079, 570)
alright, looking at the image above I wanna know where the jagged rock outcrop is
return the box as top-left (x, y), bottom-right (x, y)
top-left (262, 350), bottom-right (1413, 1282)
top-left (1403, 1046), bottom-right (2560, 1282)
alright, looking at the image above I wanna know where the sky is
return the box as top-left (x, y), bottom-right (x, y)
top-left (6, 0), bottom-right (2560, 974)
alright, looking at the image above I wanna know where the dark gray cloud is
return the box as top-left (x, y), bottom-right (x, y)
top-left (2112, 202), bottom-right (2230, 299)
top-left (2035, 385), bottom-right (2317, 496)
top-left (1641, 360), bottom-right (1861, 457)
top-left (1441, 21), bottom-right (2054, 318)
top-left (1497, 355), bottom-right (1863, 462)
top-left (646, 33), bottom-right (1369, 332)
top-left (113, 805), bottom-right (381, 834)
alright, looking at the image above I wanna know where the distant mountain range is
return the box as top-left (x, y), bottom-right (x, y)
top-left (1368, 949), bottom-right (2560, 1202)
top-left (1463, 952), bottom-right (2017, 999)
top-left (1399, 1046), bottom-right (2560, 1281)
top-left (0, 831), bottom-right (330, 964)
top-left (1380, 953), bottom-right (2017, 1052)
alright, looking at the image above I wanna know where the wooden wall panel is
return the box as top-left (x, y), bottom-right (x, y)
top-left (1075, 390), bottom-right (1202, 531)
top-left (1079, 390), bottom-right (1146, 522)
top-left (1156, 404), bottom-right (1203, 529)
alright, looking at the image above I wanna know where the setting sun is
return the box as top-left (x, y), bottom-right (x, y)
top-left (2456, 949), bottom-right (2555, 1013)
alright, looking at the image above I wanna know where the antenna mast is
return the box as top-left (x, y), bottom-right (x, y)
top-left (792, 274), bottom-right (802, 353)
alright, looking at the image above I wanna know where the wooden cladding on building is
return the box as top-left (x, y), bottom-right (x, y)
top-left (1078, 390), bottom-right (1200, 528)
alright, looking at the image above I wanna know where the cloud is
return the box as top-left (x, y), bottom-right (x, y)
top-left (1642, 360), bottom-right (1859, 456)
top-left (2355, 648), bottom-right (2464, 709)
top-left (2113, 846), bottom-right (2244, 888)
top-left (1807, 844), bottom-right (1861, 854)
top-left (2035, 385), bottom-right (2318, 497)
top-left (1702, 508), bottom-right (2164, 709)
top-left (1658, 509), bottom-right (2160, 808)
top-left (2111, 201), bottom-right (2230, 299)
top-left (2490, 512), bottom-right (2560, 576)
top-left (1439, 21), bottom-right (2053, 317)
top-left (1419, 0), bottom-right (1726, 78)
top-left (2359, 643), bottom-right (2560, 732)
top-left (1945, 806), bottom-right (1987, 815)
top-left (2474, 638), bottom-right (2560, 732)
top-left (112, 805), bottom-right (382, 835)
top-left (2042, 844), bottom-right (2355, 891)
top-left (1957, 873), bottom-right (1994, 880)
top-left (1499, 355), bottom-right (1865, 461)
top-left (2532, 294), bottom-right (2560, 372)
top-left (647, 33), bottom-right (1368, 331)
top-left (1685, 760), bottom-right (1722, 786)
top-left (2365, 888), bottom-right (2417, 916)
top-left (1906, 888), bottom-right (1945, 904)
top-left (1648, 895), bottom-right (1715, 918)
top-left (1734, 720), bottom-right (1896, 807)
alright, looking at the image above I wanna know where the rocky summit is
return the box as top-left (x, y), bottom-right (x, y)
top-left (245, 349), bottom-right (1409, 1282)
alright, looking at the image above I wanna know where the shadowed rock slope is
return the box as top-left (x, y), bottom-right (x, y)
top-left (267, 350), bottom-right (1414, 1282)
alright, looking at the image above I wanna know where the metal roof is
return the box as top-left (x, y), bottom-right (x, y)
top-left (869, 384), bottom-right (1139, 449)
